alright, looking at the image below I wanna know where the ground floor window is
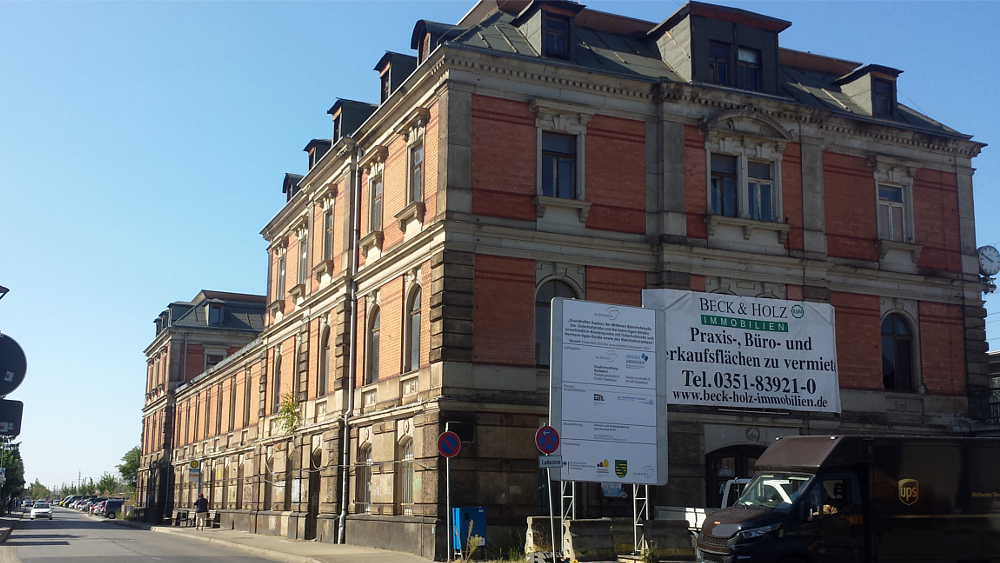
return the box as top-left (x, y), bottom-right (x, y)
top-left (706, 445), bottom-right (766, 508)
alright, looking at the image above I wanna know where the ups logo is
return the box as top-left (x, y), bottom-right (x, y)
top-left (898, 479), bottom-right (918, 506)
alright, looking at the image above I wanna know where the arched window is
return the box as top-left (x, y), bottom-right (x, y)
top-left (365, 307), bottom-right (380, 385)
top-left (404, 288), bottom-right (421, 373)
top-left (535, 280), bottom-right (578, 366)
top-left (272, 351), bottom-right (282, 412)
top-left (397, 438), bottom-right (414, 515)
top-left (318, 327), bottom-right (330, 397)
top-left (882, 314), bottom-right (914, 392)
top-left (356, 445), bottom-right (372, 514)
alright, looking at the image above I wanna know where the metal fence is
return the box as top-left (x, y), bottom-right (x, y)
top-left (969, 386), bottom-right (1000, 425)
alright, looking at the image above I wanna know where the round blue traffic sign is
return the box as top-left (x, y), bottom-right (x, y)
top-left (438, 431), bottom-right (461, 458)
top-left (536, 425), bottom-right (560, 455)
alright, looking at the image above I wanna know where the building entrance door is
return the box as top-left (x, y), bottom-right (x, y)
top-left (305, 450), bottom-right (321, 540)
top-left (706, 445), bottom-right (766, 508)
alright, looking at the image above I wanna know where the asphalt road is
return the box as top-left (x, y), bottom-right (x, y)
top-left (1, 507), bottom-right (277, 563)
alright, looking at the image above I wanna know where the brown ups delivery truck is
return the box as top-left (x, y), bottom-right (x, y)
top-left (696, 435), bottom-right (1000, 563)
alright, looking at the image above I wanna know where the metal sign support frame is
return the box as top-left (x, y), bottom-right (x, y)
top-left (559, 479), bottom-right (576, 553)
top-left (633, 484), bottom-right (649, 555)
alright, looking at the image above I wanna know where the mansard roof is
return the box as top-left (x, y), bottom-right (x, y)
top-left (431, 2), bottom-right (970, 140)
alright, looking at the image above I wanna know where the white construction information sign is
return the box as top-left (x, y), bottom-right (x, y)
top-left (642, 289), bottom-right (841, 414)
top-left (550, 298), bottom-right (667, 485)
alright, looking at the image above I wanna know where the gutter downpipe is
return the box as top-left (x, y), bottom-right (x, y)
top-left (337, 145), bottom-right (362, 544)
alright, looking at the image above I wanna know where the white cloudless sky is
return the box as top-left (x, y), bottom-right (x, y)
top-left (1, 1), bottom-right (998, 490)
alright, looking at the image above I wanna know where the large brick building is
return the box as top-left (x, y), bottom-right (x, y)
top-left (137, 290), bottom-right (266, 520)
top-left (137, 1), bottom-right (990, 559)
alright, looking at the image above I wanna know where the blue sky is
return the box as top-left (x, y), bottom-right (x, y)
top-left (1, 1), bottom-right (997, 490)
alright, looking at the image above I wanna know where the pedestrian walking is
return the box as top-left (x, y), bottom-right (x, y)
top-left (193, 493), bottom-right (209, 530)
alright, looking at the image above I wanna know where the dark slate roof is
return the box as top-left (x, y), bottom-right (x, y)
top-left (303, 139), bottom-right (332, 152)
top-left (165, 290), bottom-right (266, 332)
top-left (448, 11), bottom-right (681, 81)
top-left (282, 173), bottom-right (304, 195)
top-left (439, 6), bottom-right (967, 139)
top-left (411, 20), bottom-right (468, 50)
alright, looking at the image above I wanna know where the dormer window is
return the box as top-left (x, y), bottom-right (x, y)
top-left (333, 113), bottom-right (342, 143)
top-left (380, 72), bottom-right (391, 104)
top-left (737, 48), bottom-right (761, 91)
top-left (873, 79), bottom-right (893, 117)
top-left (544, 14), bottom-right (570, 58)
top-left (208, 304), bottom-right (223, 325)
top-left (709, 42), bottom-right (729, 86)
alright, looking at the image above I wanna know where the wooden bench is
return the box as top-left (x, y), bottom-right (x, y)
top-left (206, 510), bottom-right (220, 529)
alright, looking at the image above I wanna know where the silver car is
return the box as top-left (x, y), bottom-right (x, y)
top-left (30, 501), bottom-right (52, 520)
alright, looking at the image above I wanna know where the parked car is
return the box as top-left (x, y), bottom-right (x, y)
top-left (30, 502), bottom-right (52, 520)
top-left (695, 435), bottom-right (1000, 563)
top-left (91, 500), bottom-right (107, 516)
top-left (103, 499), bottom-right (124, 519)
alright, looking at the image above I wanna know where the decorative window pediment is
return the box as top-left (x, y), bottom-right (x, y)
top-left (530, 99), bottom-right (594, 134)
top-left (699, 107), bottom-right (793, 145)
top-left (359, 145), bottom-right (389, 175)
top-left (394, 107), bottom-right (430, 142)
top-left (317, 182), bottom-right (338, 209)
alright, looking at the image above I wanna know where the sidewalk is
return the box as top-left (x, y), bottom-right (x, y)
top-left (0, 510), bottom-right (23, 543)
top-left (107, 516), bottom-right (431, 563)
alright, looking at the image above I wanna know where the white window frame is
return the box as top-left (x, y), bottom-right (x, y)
top-left (530, 99), bottom-right (594, 224)
top-left (322, 206), bottom-right (334, 261)
top-left (403, 285), bottom-right (421, 373)
top-left (394, 107), bottom-right (430, 233)
top-left (701, 109), bottom-right (791, 244)
top-left (872, 158), bottom-right (916, 244)
top-left (369, 175), bottom-right (383, 233)
top-left (706, 144), bottom-right (784, 225)
top-left (275, 249), bottom-right (286, 298)
top-left (297, 234), bottom-right (309, 286)
top-left (408, 142), bottom-right (424, 205)
top-left (872, 156), bottom-right (921, 265)
top-left (877, 184), bottom-right (907, 242)
top-left (397, 438), bottom-right (414, 515)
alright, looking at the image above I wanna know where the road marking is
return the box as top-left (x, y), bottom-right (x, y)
top-left (0, 545), bottom-right (22, 563)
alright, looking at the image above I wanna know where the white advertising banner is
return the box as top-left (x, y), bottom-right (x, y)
top-left (550, 298), bottom-right (667, 485)
top-left (642, 289), bottom-right (841, 414)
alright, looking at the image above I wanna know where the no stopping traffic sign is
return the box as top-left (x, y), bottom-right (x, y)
top-left (535, 425), bottom-right (560, 455)
top-left (438, 431), bottom-right (461, 458)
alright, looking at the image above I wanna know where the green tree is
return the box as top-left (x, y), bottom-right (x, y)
top-left (26, 479), bottom-right (50, 500)
top-left (0, 440), bottom-right (25, 500)
top-left (117, 446), bottom-right (140, 491)
top-left (96, 473), bottom-right (119, 496)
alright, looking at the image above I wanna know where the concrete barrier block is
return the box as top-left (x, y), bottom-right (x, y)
top-left (525, 516), bottom-right (553, 554)
top-left (643, 520), bottom-right (695, 561)
top-left (564, 518), bottom-right (616, 562)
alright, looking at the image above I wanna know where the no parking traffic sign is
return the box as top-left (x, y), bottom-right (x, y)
top-left (438, 431), bottom-right (461, 458)
top-left (535, 425), bottom-right (560, 455)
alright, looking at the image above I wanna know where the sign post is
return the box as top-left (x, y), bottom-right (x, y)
top-left (550, 298), bottom-right (666, 556)
top-left (438, 430), bottom-right (460, 561)
top-left (535, 425), bottom-right (561, 563)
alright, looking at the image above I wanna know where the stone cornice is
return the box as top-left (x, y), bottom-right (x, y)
top-left (434, 47), bottom-right (982, 158)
